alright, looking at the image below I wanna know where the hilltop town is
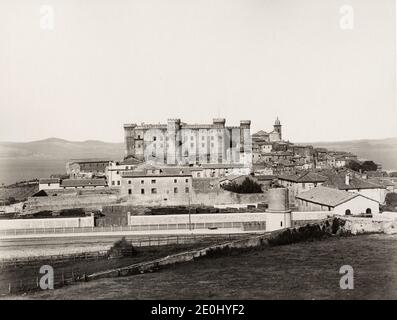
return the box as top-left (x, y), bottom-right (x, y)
top-left (1, 117), bottom-right (397, 216)
top-left (2, 117), bottom-right (397, 296)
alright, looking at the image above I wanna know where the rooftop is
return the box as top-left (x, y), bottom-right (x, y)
top-left (278, 171), bottom-right (328, 183)
top-left (320, 170), bottom-right (384, 190)
top-left (39, 178), bottom-right (60, 184)
top-left (60, 179), bottom-right (107, 187)
top-left (296, 186), bottom-right (359, 207)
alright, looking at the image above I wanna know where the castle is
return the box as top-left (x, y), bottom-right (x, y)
top-left (124, 118), bottom-right (252, 166)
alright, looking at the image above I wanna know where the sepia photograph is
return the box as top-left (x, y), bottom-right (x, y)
top-left (0, 0), bottom-right (397, 308)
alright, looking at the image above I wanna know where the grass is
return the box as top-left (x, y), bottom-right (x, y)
top-left (19, 233), bottom-right (397, 300)
top-left (0, 240), bottom-right (219, 296)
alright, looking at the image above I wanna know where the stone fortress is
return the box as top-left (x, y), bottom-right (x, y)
top-left (123, 118), bottom-right (252, 166)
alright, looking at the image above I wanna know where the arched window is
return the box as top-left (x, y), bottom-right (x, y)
top-left (345, 209), bottom-right (351, 215)
top-left (366, 208), bottom-right (372, 214)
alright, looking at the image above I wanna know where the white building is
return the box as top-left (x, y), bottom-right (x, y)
top-left (39, 178), bottom-right (61, 190)
top-left (106, 158), bottom-right (142, 187)
top-left (190, 163), bottom-right (251, 179)
top-left (296, 186), bottom-right (379, 216)
top-left (322, 172), bottom-right (387, 204)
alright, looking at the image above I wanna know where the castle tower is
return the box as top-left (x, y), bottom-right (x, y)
top-left (273, 117), bottom-right (282, 140)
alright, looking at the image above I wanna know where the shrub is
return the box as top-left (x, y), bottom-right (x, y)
top-left (385, 193), bottom-right (397, 207)
top-left (107, 237), bottom-right (137, 259)
top-left (223, 177), bottom-right (263, 194)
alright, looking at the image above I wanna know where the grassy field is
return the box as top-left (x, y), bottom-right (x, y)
top-left (19, 233), bottom-right (397, 300)
top-left (0, 238), bottom-right (222, 296)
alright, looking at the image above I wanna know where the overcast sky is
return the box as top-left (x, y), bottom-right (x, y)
top-left (0, 0), bottom-right (395, 143)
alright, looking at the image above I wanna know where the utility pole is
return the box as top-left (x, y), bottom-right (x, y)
top-left (188, 189), bottom-right (192, 231)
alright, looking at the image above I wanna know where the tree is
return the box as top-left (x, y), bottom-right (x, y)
top-left (361, 161), bottom-right (377, 172)
top-left (385, 193), bottom-right (397, 207)
top-left (223, 177), bottom-right (263, 194)
top-left (346, 160), bottom-right (362, 172)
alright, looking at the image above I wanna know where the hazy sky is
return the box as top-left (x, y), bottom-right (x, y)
top-left (0, 0), bottom-right (396, 143)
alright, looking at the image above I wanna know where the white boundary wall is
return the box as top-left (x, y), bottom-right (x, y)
top-left (0, 216), bottom-right (95, 230)
top-left (128, 213), bottom-right (267, 226)
top-left (291, 211), bottom-right (332, 221)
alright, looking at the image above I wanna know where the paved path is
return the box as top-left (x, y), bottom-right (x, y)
top-left (0, 228), bottom-right (260, 240)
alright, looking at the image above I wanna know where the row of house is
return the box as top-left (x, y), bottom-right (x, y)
top-left (277, 169), bottom-right (388, 208)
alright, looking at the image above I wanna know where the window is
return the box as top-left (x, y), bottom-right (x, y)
top-left (185, 179), bottom-right (189, 183)
top-left (128, 189), bottom-right (132, 195)
top-left (151, 188), bottom-right (157, 194)
top-left (47, 183), bottom-right (51, 186)
top-left (201, 136), bottom-right (205, 141)
top-left (190, 136), bottom-right (194, 141)
top-left (141, 189), bottom-right (145, 194)
top-left (185, 187), bottom-right (189, 193)
top-left (201, 143), bottom-right (205, 148)
top-left (366, 208), bottom-right (372, 214)
top-left (211, 143), bottom-right (214, 148)
top-left (190, 143), bottom-right (194, 148)
top-left (280, 221), bottom-right (283, 227)
top-left (116, 171), bottom-right (119, 175)
top-left (153, 136), bottom-right (157, 141)
top-left (197, 173), bottom-right (201, 178)
top-left (211, 136), bottom-right (214, 140)
top-left (345, 209), bottom-right (351, 215)
top-left (128, 180), bottom-right (131, 184)
top-left (140, 180), bottom-right (144, 184)
top-left (112, 181), bottom-right (115, 186)
top-left (117, 181), bottom-right (120, 186)
top-left (151, 179), bottom-right (156, 184)
top-left (174, 179), bottom-right (177, 183)
top-left (174, 187), bottom-right (178, 193)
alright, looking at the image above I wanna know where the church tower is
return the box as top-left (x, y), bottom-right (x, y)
top-left (273, 117), bottom-right (282, 140)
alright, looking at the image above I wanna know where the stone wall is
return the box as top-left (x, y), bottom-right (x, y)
top-left (0, 216), bottom-right (94, 230)
top-left (24, 194), bottom-right (119, 213)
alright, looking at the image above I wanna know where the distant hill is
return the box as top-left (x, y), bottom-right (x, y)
top-left (302, 137), bottom-right (397, 171)
top-left (0, 138), bottom-right (124, 160)
top-left (0, 138), bottom-right (124, 185)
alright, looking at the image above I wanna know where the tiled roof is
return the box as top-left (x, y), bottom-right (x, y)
top-left (278, 171), bottom-right (327, 183)
top-left (252, 130), bottom-right (269, 136)
top-left (200, 163), bottom-right (246, 169)
top-left (120, 157), bottom-right (143, 165)
top-left (122, 167), bottom-right (192, 178)
top-left (69, 159), bottom-right (111, 164)
top-left (219, 174), bottom-right (245, 182)
top-left (60, 179), bottom-right (107, 187)
top-left (296, 186), bottom-right (359, 207)
top-left (320, 171), bottom-right (384, 190)
top-left (39, 178), bottom-right (60, 184)
top-left (255, 175), bottom-right (275, 181)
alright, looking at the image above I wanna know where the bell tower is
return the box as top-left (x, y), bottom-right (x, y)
top-left (273, 117), bottom-right (282, 140)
